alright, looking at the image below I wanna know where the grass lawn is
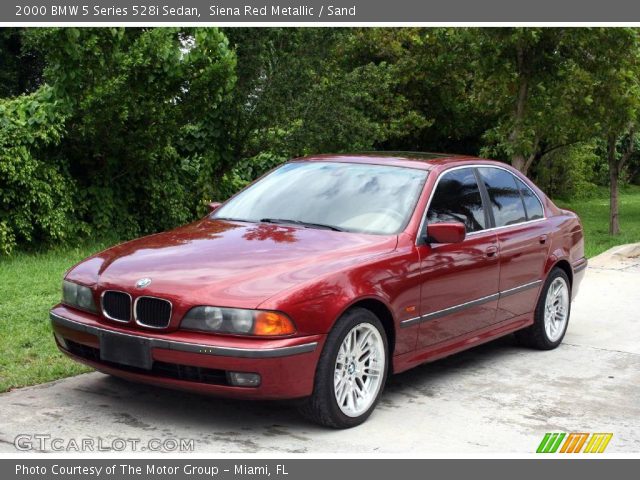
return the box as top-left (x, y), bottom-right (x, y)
top-left (556, 185), bottom-right (640, 258)
top-left (1, 187), bottom-right (639, 392)
top-left (0, 240), bottom-right (115, 393)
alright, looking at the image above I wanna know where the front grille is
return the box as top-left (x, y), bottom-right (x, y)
top-left (102, 291), bottom-right (131, 322)
top-left (135, 297), bottom-right (172, 328)
top-left (64, 339), bottom-right (228, 385)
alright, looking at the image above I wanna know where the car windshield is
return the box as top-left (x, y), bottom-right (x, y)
top-left (212, 161), bottom-right (429, 235)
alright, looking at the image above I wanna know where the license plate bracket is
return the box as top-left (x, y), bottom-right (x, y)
top-left (99, 332), bottom-right (152, 370)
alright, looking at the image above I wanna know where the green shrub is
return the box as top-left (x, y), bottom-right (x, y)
top-left (532, 143), bottom-right (601, 200)
top-left (0, 87), bottom-right (77, 255)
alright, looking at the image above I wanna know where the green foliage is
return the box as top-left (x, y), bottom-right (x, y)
top-left (471, 28), bottom-right (608, 173)
top-left (3, 27), bottom-right (640, 254)
top-left (532, 143), bottom-right (600, 200)
top-left (0, 87), bottom-right (76, 255)
top-left (0, 28), bottom-right (43, 98)
top-left (556, 185), bottom-right (640, 257)
top-left (343, 28), bottom-right (485, 153)
top-left (26, 27), bottom-right (237, 238)
top-left (220, 28), bottom-right (427, 183)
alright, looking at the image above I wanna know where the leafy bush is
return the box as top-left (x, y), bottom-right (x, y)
top-left (3, 27), bottom-right (640, 254)
top-left (0, 87), bottom-right (77, 255)
top-left (532, 143), bottom-right (601, 200)
top-left (25, 27), bottom-right (237, 239)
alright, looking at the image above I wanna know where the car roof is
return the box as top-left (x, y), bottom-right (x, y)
top-left (293, 152), bottom-right (506, 171)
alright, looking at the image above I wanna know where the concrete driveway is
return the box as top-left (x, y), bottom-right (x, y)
top-left (1, 245), bottom-right (639, 454)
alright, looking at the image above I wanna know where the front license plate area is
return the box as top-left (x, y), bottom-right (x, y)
top-left (100, 333), bottom-right (152, 370)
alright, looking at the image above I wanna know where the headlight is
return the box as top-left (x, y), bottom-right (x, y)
top-left (181, 306), bottom-right (296, 336)
top-left (62, 280), bottom-right (97, 313)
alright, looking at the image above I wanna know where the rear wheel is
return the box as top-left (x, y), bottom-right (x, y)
top-left (299, 308), bottom-right (388, 428)
top-left (516, 268), bottom-right (571, 350)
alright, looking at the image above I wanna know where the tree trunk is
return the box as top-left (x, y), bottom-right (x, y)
top-left (608, 136), bottom-right (621, 236)
top-left (509, 44), bottom-right (530, 174)
top-left (511, 149), bottom-right (538, 177)
top-left (512, 154), bottom-right (527, 174)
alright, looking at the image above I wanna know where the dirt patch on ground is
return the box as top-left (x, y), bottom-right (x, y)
top-left (588, 243), bottom-right (640, 271)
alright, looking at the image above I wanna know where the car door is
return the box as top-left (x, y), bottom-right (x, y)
top-left (476, 167), bottom-right (550, 323)
top-left (415, 167), bottom-right (500, 349)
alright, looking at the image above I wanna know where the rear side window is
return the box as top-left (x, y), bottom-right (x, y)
top-left (478, 167), bottom-right (527, 227)
top-left (514, 177), bottom-right (544, 220)
top-left (426, 168), bottom-right (486, 233)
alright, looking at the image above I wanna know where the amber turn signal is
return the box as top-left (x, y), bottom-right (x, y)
top-left (253, 311), bottom-right (296, 336)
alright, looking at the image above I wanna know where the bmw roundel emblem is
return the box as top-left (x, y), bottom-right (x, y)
top-left (136, 277), bottom-right (152, 289)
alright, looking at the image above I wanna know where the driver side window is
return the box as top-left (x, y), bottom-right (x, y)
top-left (426, 168), bottom-right (487, 233)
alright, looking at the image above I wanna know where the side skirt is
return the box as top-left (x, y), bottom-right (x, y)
top-left (391, 314), bottom-right (533, 375)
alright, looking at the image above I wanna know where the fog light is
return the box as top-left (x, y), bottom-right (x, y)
top-left (227, 372), bottom-right (261, 387)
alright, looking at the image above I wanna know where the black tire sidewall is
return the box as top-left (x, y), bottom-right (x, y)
top-left (313, 308), bottom-right (389, 428)
top-left (535, 268), bottom-right (572, 348)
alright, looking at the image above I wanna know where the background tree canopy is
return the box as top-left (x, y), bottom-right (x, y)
top-left (1, 27), bottom-right (640, 255)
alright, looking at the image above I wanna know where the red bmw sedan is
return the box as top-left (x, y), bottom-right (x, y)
top-left (51, 153), bottom-right (586, 428)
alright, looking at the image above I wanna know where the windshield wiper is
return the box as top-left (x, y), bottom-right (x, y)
top-left (260, 218), bottom-right (344, 232)
top-left (212, 216), bottom-right (248, 222)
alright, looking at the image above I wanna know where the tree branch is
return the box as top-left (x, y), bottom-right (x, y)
top-left (619, 126), bottom-right (636, 171)
top-left (539, 141), bottom-right (577, 157)
top-left (523, 137), bottom-right (540, 173)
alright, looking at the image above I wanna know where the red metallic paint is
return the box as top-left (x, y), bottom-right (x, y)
top-left (426, 222), bottom-right (466, 244)
top-left (416, 230), bottom-right (500, 349)
top-left (53, 153), bottom-right (586, 399)
top-left (494, 220), bottom-right (550, 323)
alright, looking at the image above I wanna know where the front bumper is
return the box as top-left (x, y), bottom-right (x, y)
top-left (571, 257), bottom-right (588, 300)
top-left (50, 305), bottom-right (324, 399)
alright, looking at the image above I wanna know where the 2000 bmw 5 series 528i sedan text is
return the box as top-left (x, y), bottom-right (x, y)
top-left (50, 153), bottom-right (586, 428)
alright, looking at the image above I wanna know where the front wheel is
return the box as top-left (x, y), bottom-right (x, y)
top-left (516, 268), bottom-right (571, 350)
top-left (299, 308), bottom-right (388, 428)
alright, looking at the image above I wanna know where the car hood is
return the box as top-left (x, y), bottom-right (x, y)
top-left (68, 218), bottom-right (398, 308)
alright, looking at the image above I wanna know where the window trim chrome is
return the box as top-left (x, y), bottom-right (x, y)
top-left (134, 295), bottom-right (173, 330)
top-left (465, 217), bottom-right (547, 238)
top-left (416, 164), bottom-right (547, 245)
top-left (100, 290), bottom-right (132, 324)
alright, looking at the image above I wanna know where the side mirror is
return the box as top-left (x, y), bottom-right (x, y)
top-left (426, 222), bottom-right (466, 244)
top-left (207, 202), bottom-right (222, 213)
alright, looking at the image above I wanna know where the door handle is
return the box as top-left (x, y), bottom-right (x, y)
top-left (539, 234), bottom-right (548, 245)
top-left (485, 246), bottom-right (498, 258)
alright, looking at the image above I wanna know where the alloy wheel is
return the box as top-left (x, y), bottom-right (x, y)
top-left (333, 323), bottom-right (385, 417)
top-left (544, 277), bottom-right (570, 342)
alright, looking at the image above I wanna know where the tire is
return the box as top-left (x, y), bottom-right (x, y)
top-left (515, 267), bottom-right (571, 350)
top-left (299, 308), bottom-right (389, 428)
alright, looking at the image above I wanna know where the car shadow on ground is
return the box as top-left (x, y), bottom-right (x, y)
top-left (74, 334), bottom-right (522, 438)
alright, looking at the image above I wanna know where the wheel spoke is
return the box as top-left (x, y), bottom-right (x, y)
top-left (364, 366), bottom-right (381, 378)
top-left (345, 330), bottom-right (353, 354)
top-left (333, 322), bottom-right (385, 417)
top-left (358, 348), bottom-right (372, 363)
top-left (357, 329), bottom-right (372, 351)
top-left (543, 277), bottom-right (569, 342)
top-left (354, 378), bottom-right (365, 396)
top-left (336, 379), bottom-right (349, 406)
top-left (347, 388), bottom-right (357, 410)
